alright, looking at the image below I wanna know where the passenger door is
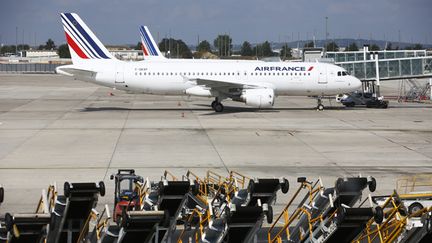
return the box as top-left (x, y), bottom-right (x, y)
top-left (318, 65), bottom-right (328, 84)
top-left (115, 63), bottom-right (125, 84)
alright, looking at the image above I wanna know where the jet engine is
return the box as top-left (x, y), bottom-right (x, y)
top-left (240, 88), bottom-right (275, 108)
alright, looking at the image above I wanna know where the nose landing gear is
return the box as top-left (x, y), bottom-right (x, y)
top-left (317, 98), bottom-right (324, 111)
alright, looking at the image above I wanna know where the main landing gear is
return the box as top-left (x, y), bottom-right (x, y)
top-left (211, 98), bottom-right (224, 112)
top-left (317, 97), bottom-right (324, 111)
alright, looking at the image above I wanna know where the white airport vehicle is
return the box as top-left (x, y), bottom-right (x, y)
top-left (56, 13), bottom-right (362, 112)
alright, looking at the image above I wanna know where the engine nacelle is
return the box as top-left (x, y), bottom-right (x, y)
top-left (241, 88), bottom-right (275, 108)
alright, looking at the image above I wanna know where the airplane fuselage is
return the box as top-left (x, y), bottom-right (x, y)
top-left (70, 59), bottom-right (361, 97)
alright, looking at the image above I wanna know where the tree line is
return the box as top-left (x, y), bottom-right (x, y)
top-left (2, 36), bottom-right (425, 59)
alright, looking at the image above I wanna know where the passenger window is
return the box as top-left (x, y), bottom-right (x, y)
top-left (337, 71), bottom-right (341, 76)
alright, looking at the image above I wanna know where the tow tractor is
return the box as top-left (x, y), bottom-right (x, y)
top-left (110, 169), bottom-right (144, 224)
top-left (340, 91), bottom-right (389, 108)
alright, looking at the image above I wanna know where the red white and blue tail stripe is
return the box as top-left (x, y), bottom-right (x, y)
top-left (139, 25), bottom-right (165, 60)
top-left (61, 13), bottom-right (113, 61)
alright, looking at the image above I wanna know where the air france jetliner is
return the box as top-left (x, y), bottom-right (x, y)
top-left (56, 13), bottom-right (362, 112)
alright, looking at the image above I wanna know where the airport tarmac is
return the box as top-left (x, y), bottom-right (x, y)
top-left (0, 74), bottom-right (432, 215)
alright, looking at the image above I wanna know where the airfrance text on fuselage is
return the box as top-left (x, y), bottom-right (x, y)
top-left (254, 66), bottom-right (313, 72)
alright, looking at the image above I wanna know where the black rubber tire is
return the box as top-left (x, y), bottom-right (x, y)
top-left (350, 102), bottom-right (356, 107)
top-left (374, 206), bottom-right (384, 224)
top-left (408, 202), bottom-right (424, 215)
top-left (158, 181), bottom-right (165, 195)
top-left (368, 177), bottom-right (377, 192)
top-left (99, 181), bottom-right (106, 197)
top-left (297, 177), bottom-right (306, 183)
top-left (192, 180), bottom-right (200, 196)
top-left (214, 103), bottom-right (224, 112)
top-left (162, 210), bottom-right (170, 227)
top-left (281, 178), bottom-right (289, 194)
top-left (266, 206), bottom-right (273, 224)
top-left (317, 104), bottom-right (324, 111)
top-left (64, 182), bottom-right (71, 198)
top-left (336, 207), bottom-right (346, 225)
top-left (335, 178), bottom-right (344, 194)
top-left (426, 214), bottom-right (432, 234)
top-left (248, 179), bottom-right (255, 193)
top-left (0, 187), bottom-right (4, 203)
top-left (211, 100), bottom-right (217, 108)
top-left (5, 213), bottom-right (13, 232)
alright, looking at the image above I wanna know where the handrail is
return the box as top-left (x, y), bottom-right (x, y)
top-left (268, 178), bottom-right (324, 243)
top-left (163, 170), bottom-right (178, 181)
top-left (353, 191), bottom-right (408, 243)
top-left (35, 184), bottom-right (57, 214)
top-left (229, 170), bottom-right (251, 189)
top-left (76, 208), bottom-right (98, 243)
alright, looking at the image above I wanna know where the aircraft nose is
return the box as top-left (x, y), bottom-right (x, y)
top-left (351, 77), bottom-right (362, 90)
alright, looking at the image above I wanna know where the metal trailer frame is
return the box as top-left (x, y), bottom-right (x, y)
top-left (46, 181), bottom-right (105, 243)
top-left (268, 176), bottom-right (378, 243)
top-left (3, 184), bottom-right (57, 243)
top-left (354, 191), bottom-right (408, 243)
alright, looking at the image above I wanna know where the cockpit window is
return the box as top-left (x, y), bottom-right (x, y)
top-left (338, 71), bottom-right (350, 76)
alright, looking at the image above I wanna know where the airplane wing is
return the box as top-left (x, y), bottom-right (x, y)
top-left (186, 77), bottom-right (271, 89)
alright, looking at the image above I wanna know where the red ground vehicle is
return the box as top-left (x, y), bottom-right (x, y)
top-left (110, 169), bottom-right (144, 224)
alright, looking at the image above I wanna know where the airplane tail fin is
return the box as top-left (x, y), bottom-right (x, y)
top-left (139, 25), bottom-right (166, 60)
top-left (60, 13), bottom-right (114, 65)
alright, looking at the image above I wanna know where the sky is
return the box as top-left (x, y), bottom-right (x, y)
top-left (0, 0), bottom-right (431, 47)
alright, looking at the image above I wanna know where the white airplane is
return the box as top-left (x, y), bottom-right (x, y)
top-left (57, 13), bottom-right (362, 112)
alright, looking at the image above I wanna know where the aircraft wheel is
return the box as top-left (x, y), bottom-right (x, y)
top-left (213, 102), bottom-right (224, 112)
top-left (211, 100), bottom-right (217, 108)
top-left (317, 104), bottom-right (324, 111)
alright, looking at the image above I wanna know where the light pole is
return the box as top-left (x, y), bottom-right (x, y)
top-left (324, 17), bottom-right (328, 53)
top-left (15, 27), bottom-right (18, 55)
